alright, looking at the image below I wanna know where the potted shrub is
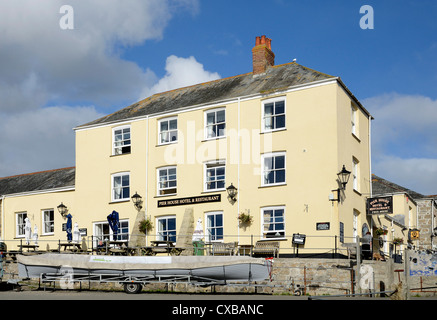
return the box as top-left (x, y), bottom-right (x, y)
top-left (139, 218), bottom-right (153, 234)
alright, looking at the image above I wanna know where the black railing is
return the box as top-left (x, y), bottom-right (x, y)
top-left (0, 233), bottom-right (415, 260)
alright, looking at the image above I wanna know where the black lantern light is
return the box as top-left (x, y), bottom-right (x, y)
top-left (226, 183), bottom-right (238, 201)
top-left (337, 165), bottom-right (352, 189)
top-left (57, 202), bottom-right (68, 217)
top-left (330, 165), bottom-right (351, 202)
top-left (131, 192), bottom-right (143, 210)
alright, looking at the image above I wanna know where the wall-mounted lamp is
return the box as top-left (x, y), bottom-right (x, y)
top-left (57, 202), bottom-right (68, 218)
top-left (330, 165), bottom-right (351, 202)
top-left (226, 183), bottom-right (238, 201)
top-left (131, 192), bottom-right (143, 210)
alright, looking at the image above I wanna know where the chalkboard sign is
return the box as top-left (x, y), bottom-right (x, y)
top-left (292, 233), bottom-right (306, 245)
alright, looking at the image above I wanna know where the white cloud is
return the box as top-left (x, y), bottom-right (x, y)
top-left (0, 106), bottom-right (104, 177)
top-left (0, 0), bottom-right (203, 178)
top-left (372, 156), bottom-right (437, 196)
top-left (364, 93), bottom-right (437, 195)
top-left (365, 93), bottom-right (437, 157)
top-left (145, 55), bottom-right (221, 97)
top-left (0, 0), bottom-right (199, 110)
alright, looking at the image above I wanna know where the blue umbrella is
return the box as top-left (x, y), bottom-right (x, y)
top-left (66, 214), bottom-right (72, 242)
top-left (107, 210), bottom-right (120, 241)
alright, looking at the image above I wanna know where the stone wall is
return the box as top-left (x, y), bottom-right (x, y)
top-left (417, 199), bottom-right (434, 250)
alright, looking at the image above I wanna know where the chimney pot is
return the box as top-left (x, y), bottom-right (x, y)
top-left (252, 35), bottom-right (275, 75)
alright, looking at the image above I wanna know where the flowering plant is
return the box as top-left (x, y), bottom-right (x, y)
top-left (238, 212), bottom-right (253, 225)
top-left (139, 218), bottom-right (153, 234)
top-left (393, 237), bottom-right (403, 245)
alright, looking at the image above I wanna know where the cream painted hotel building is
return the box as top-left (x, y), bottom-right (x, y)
top-left (0, 36), bottom-right (373, 255)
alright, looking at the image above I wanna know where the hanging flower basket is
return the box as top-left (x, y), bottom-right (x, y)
top-left (393, 237), bottom-right (403, 245)
top-left (139, 218), bottom-right (153, 234)
top-left (238, 212), bottom-right (253, 225)
top-left (375, 228), bottom-right (387, 236)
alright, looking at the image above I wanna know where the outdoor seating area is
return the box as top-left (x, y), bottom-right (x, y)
top-left (1, 233), bottom-right (404, 261)
top-left (3, 238), bottom-right (287, 259)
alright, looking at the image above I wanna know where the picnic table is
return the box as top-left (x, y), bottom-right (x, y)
top-left (18, 244), bottom-right (39, 252)
top-left (150, 240), bottom-right (175, 255)
top-left (58, 242), bottom-right (81, 252)
top-left (108, 240), bottom-right (129, 255)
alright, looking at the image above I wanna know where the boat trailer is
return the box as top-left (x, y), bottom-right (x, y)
top-left (38, 270), bottom-right (256, 294)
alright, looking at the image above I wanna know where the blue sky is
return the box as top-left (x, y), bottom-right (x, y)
top-left (0, 0), bottom-right (436, 195)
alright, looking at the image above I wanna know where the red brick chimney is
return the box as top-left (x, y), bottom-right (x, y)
top-left (252, 35), bottom-right (275, 75)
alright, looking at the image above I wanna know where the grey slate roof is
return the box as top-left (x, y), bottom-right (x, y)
top-left (79, 62), bottom-right (341, 128)
top-left (372, 174), bottom-right (425, 200)
top-left (0, 167), bottom-right (75, 196)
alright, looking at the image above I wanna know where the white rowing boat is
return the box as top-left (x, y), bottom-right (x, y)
top-left (18, 253), bottom-right (272, 282)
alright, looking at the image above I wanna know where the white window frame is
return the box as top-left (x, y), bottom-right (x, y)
top-left (156, 215), bottom-right (177, 242)
top-left (204, 108), bottom-right (226, 140)
top-left (111, 172), bottom-right (130, 202)
top-left (351, 104), bottom-right (358, 137)
top-left (204, 160), bottom-right (226, 192)
top-left (353, 209), bottom-right (359, 241)
top-left (116, 220), bottom-right (130, 241)
top-left (261, 152), bottom-right (286, 186)
top-left (262, 97), bottom-right (286, 132)
top-left (16, 212), bottom-right (27, 238)
top-left (112, 125), bottom-right (131, 155)
top-left (353, 158), bottom-right (359, 192)
top-left (261, 206), bottom-right (286, 239)
top-left (42, 209), bottom-right (55, 235)
top-left (158, 117), bottom-right (178, 145)
top-left (205, 211), bottom-right (224, 243)
top-left (93, 219), bottom-right (129, 248)
top-left (157, 166), bottom-right (177, 196)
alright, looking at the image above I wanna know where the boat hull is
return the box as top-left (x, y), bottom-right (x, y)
top-left (17, 254), bottom-right (271, 282)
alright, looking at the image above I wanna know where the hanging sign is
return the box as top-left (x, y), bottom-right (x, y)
top-left (409, 229), bottom-right (420, 240)
top-left (366, 196), bottom-right (393, 215)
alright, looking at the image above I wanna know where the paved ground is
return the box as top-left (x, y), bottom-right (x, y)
top-left (0, 289), bottom-right (309, 300)
top-left (1, 287), bottom-right (435, 300)
top-left (1, 288), bottom-right (435, 320)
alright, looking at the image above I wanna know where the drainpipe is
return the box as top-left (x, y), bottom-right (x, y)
top-left (145, 116), bottom-right (149, 245)
top-left (368, 113), bottom-right (373, 237)
top-left (237, 97), bottom-right (241, 244)
top-left (368, 117), bottom-right (372, 198)
top-left (431, 198), bottom-right (436, 250)
top-left (1, 195), bottom-right (5, 241)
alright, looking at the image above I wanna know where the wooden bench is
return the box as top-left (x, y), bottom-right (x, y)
top-left (210, 242), bottom-right (236, 256)
top-left (252, 241), bottom-right (280, 258)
